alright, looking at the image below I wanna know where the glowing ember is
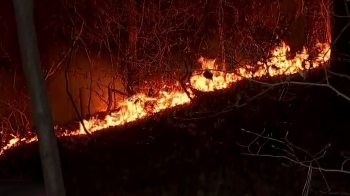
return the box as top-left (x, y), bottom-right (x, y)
top-left (0, 41), bottom-right (330, 155)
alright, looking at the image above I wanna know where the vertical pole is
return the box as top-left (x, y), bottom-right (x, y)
top-left (12, 0), bottom-right (66, 195)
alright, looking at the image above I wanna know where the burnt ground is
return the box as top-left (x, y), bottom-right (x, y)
top-left (1, 68), bottom-right (350, 196)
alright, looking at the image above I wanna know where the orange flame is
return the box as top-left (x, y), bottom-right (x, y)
top-left (71, 88), bottom-right (191, 135)
top-left (0, 41), bottom-right (330, 155)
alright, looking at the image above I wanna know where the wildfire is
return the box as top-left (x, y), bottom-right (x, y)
top-left (0, 41), bottom-right (331, 155)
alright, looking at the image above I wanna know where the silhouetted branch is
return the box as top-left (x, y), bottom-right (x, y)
top-left (239, 128), bottom-right (350, 195)
top-left (64, 9), bottom-right (92, 138)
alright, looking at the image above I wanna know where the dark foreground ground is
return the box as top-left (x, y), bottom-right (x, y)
top-left (1, 69), bottom-right (350, 196)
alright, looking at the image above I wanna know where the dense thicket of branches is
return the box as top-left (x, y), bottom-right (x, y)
top-left (0, 0), bottom-right (331, 151)
top-left (35, 0), bottom-right (329, 82)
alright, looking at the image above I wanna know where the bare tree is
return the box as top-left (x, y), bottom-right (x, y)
top-left (12, 0), bottom-right (66, 195)
top-left (217, 0), bottom-right (226, 80)
top-left (125, 0), bottom-right (138, 95)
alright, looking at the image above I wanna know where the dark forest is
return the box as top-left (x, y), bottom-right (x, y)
top-left (1, 0), bottom-right (350, 195)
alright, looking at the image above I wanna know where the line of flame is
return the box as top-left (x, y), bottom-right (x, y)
top-left (0, 41), bottom-right (330, 155)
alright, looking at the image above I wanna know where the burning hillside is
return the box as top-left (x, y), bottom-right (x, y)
top-left (0, 41), bottom-right (330, 156)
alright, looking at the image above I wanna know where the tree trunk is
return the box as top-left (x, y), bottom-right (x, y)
top-left (12, 0), bottom-right (66, 195)
top-left (217, 0), bottom-right (226, 80)
top-left (125, 0), bottom-right (138, 95)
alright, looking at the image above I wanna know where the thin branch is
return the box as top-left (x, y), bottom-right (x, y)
top-left (240, 128), bottom-right (350, 176)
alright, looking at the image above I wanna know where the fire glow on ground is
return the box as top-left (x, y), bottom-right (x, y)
top-left (0, 41), bottom-right (331, 156)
